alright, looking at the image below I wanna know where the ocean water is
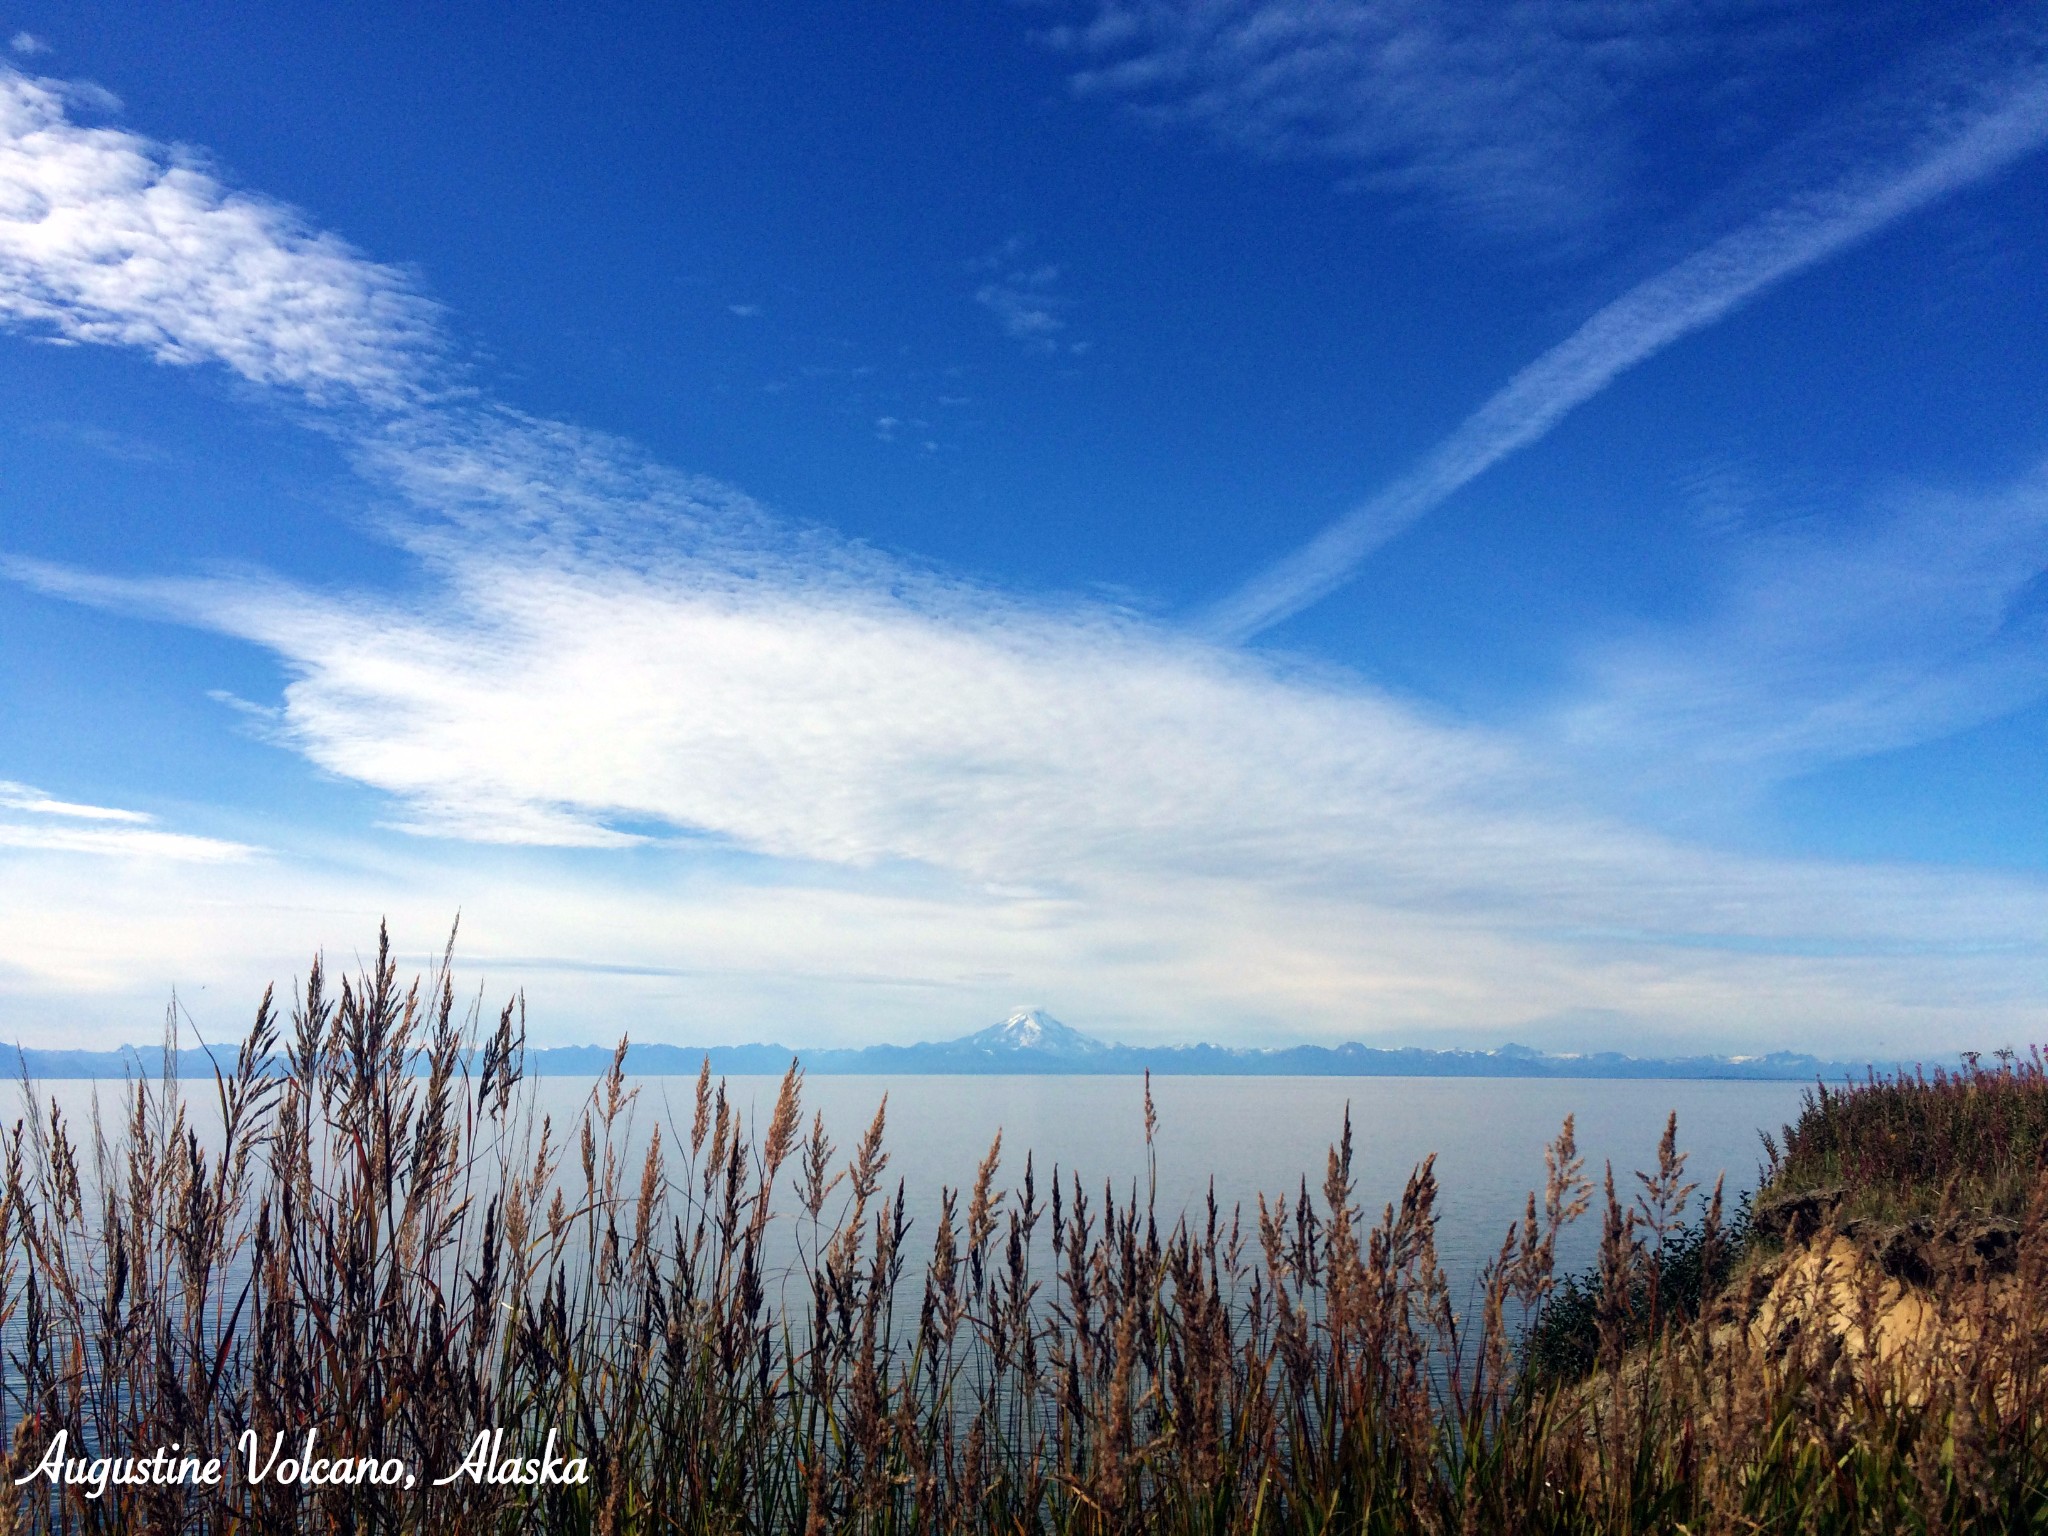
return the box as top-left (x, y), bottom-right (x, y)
top-left (11, 1073), bottom-right (1810, 1304)
top-left (527, 1073), bottom-right (1811, 1296)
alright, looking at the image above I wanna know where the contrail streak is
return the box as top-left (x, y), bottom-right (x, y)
top-left (1207, 63), bottom-right (2048, 643)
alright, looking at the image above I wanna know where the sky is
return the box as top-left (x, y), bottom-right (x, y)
top-left (0, 1), bottom-right (2044, 1057)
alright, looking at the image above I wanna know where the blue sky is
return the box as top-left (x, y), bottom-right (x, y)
top-left (0, 1), bottom-right (2044, 1055)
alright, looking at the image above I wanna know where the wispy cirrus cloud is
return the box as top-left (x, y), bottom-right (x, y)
top-left (0, 63), bottom-right (2043, 1053)
top-left (1207, 43), bottom-right (2048, 640)
top-left (0, 779), bottom-right (151, 821)
top-left (15, 385), bottom-right (2048, 1043)
top-left (1044, 0), bottom-right (1827, 239)
top-left (0, 822), bottom-right (255, 860)
top-left (0, 780), bottom-right (254, 861)
top-left (0, 70), bottom-right (441, 407)
top-left (1553, 465), bottom-right (2048, 805)
top-left (13, 505), bottom-right (2048, 1052)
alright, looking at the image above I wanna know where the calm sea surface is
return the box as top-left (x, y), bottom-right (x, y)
top-left (20, 1074), bottom-right (1809, 1302)
top-left (532, 1073), bottom-right (1809, 1295)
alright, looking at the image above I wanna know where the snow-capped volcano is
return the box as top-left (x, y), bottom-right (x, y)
top-left (957, 1009), bottom-right (1109, 1056)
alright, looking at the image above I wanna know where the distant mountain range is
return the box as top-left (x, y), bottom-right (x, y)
top-left (1, 1008), bottom-right (1903, 1081)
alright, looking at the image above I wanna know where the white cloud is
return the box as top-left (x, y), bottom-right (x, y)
top-left (9, 539), bottom-right (1522, 877)
top-left (0, 755), bottom-right (2041, 1055)
top-left (973, 247), bottom-right (1086, 355)
top-left (977, 269), bottom-right (1065, 345)
top-left (0, 68), bottom-right (441, 406)
top-left (1208, 50), bottom-right (2048, 640)
top-left (0, 778), bottom-right (153, 821)
top-left (0, 779), bottom-right (254, 863)
top-left (0, 822), bottom-right (255, 861)
top-left (1554, 464), bottom-right (2048, 799)
top-left (8, 33), bottom-right (50, 57)
top-left (12, 451), bottom-right (2048, 1057)
top-left (1046, 0), bottom-right (1809, 239)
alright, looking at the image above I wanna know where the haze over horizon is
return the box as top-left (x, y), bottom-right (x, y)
top-left (1, 4), bottom-right (2045, 1058)
top-left (0, 1003), bottom-right (1915, 1081)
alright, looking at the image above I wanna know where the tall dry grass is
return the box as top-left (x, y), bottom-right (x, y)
top-left (0, 929), bottom-right (2043, 1533)
top-left (1762, 1048), bottom-right (2048, 1223)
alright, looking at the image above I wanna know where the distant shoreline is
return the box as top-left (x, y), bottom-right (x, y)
top-left (0, 1039), bottom-right (1917, 1082)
